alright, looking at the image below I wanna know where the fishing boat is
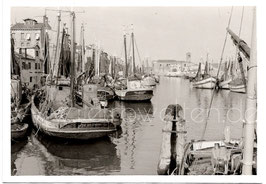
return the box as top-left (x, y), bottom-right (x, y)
top-left (229, 79), bottom-right (246, 93)
top-left (11, 37), bottom-right (30, 141)
top-left (31, 11), bottom-right (121, 140)
top-left (218, 61), bottom-right (232, 89)
top-left (142, 74), bottom-right (157, 87)
top-left (158, 7), bottom-right (257, 175)
top-left (192, 59), bottom-right (217, 89)
top-left (115, 25), bottom-right (153, 101)
top-left (11, 77), bottom-right (30, 141)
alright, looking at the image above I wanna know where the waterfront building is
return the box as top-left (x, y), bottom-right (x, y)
top-left (11, 17), bottom-right (51, 89)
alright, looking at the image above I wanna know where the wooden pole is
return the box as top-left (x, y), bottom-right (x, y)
top-left (131, 25), bottom-right (136, 75)
top-left (70, 11), bottom-right (76, 107)
top-left (242, 7), bottom-right (257, 175)
top-left (124, 32), bottom-right (128, 78)
top-left (52, 12), bottom-right (61, 77)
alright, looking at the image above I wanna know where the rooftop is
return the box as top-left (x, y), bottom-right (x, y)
top-left (11, 18), bottom-right (51, 30)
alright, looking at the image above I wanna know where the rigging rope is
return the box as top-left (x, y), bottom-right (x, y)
top-left (134, 37), bottom-right (142, 70)
top-left (200, 6), bottom-right (234, 140)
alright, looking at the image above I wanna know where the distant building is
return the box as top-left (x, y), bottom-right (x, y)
top-left (11, 17), bottom-right (51, 89)
top-left (152, 60), bottom-right (190, 75)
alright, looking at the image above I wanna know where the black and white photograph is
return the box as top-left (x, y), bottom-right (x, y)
top-left (2, 1), bottom-right (262, 181)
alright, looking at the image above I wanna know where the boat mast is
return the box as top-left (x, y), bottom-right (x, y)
top-left (242, 7), bottom-right (257, 175)
top-left (123, 27), bottom-right (128, 78)
top-left (70, 11), bottom-right (76, 107)
top-left (81, 23), bottom-right (85, 73)
top-left (131, 24), bottom-right (136, 75)
top-left (52, 11), bottom-right (61, 78)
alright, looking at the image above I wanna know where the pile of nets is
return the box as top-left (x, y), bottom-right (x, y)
top-left (47, 106), bottom-right (69, 120)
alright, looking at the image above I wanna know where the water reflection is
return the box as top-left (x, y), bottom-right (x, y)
top-left (35, 131), bottom-right (121, 175)
top-left (11, 77), bottom-right (246, 175)
top-left (109, 100), bottom-right (154, 171)
top-left (11, 139), bottom-right (28, 175)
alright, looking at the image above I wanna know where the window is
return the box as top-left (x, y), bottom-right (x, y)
top-left (59, 86), bottom-right (63, 90)
top-left (38, 63), bottom-right (41, 69)
top-left (35, 33), bottom-right (40, 41)
top-left (35, 50), bottom-right (39, 57)
top-left (35, 63), bottom-right (37, 69)
top-left (22, 62), bottom-right (26, 70)
top-left (21, 33), bottom-right (24, 40)
top-left (26, 33), bottom-right (31, 41)
top-left (30, 77), bottom-right (32, 82)
top-left (19, 48), bottom-right (22, 54)
top-left (28, 62), bottom-right (31, 69)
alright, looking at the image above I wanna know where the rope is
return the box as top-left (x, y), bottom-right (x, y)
top-left (200, 6), bottom-right (234, 140)
top-left (134, 37), bottom-right (143, 71)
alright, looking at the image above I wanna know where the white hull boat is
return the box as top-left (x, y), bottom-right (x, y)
top-left (193, 77), bottom-right (217, 89)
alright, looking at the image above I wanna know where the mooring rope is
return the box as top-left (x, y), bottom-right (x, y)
top-left (201, 6), bottom-right (234, 140)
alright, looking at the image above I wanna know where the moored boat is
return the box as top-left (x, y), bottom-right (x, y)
top-left (31, 11), bottom-right (121, 140)
top-left (31, 82), bottom-right (121, 140)
top-left (192, 59), bottom-right (217, 89)
top-left (193, 77), bottom-right (217, 89)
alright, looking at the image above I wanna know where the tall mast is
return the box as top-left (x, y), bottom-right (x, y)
top-left (81, 23), bottom-right (85, 73)
top-left (131, 24), bottom-right (136, 75)
top-left (242, 7), bottom-right (257, 175)
top-left (97, 42), bottom-right (101, 77)
top-left (70, 11), bottom-right (76, 107)
top-left (123, 27), bottom-right (128, 78)
top-left (52, 11), bottom-right (61, 77)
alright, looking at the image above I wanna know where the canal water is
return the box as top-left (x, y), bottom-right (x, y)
top-left (11, 77), bottom-right (246, 175)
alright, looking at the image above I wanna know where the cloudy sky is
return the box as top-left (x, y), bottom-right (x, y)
top-left (11, 6), bottom-right (254, 62)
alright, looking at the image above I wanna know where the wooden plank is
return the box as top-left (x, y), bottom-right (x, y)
top-left (157, 120), bottom-right (173, 175)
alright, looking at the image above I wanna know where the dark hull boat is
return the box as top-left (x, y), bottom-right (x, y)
top-left (11, 123), bottom-right (29, 140)
top-left (31, 84), bottom-right (121, 140)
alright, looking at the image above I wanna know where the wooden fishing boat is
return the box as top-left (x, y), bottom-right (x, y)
top-left (193, 77), bottom-right (217, 89)
top-left (115, 26), bottom-right (154, 101)
top-left (218, 61), bottom-right (232, 89)
top-left (115, 78), bottom-right (153, 101)
top-left (192, 56), bottom-right (217, 89)
top-left (229, 84), bottom-right (246, 93)
top-left (142, 75), bottom-right (156, 87)
top-left (11, 123), bottom-right (29, 140)
top-left (31, 83), bottom-right (120, 140)
top-left (229, 78), bottom-right (246, 93)
top-left (11, 76), bottom-right (30, 141)
top-left (31, 12), bottom-right (121, 140)
top-left (219, 78), bottom-right (232, 89)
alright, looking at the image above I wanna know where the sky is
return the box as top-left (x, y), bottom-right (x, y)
top-left (11, 6), bottom-right (254, 63)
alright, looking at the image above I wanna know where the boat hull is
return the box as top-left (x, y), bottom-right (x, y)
top-left (31, 97), bottom-right (117, 140)
top-left (11, 123), bottom-right (29, 140)
top-left (218, 79), bottom-right (232, 89)
top-left (115, 89), bottom-right (153, 101)
top-left (193, 77), bottom-right (217, 89)
top-left (229, 84), bottom-right (246, 93)
top-left (142, 77), bottom-right (156, 87)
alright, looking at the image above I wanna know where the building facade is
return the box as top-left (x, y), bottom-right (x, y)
top-left (11, 17), bottom-right (51, 89)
